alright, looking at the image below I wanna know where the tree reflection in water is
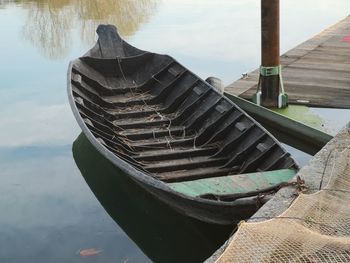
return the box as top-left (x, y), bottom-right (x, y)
top-left (2, 0), bottom-right (158, 59)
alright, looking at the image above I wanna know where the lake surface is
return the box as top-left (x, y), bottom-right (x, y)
top-left (0, 0), bottom-right (349, 262)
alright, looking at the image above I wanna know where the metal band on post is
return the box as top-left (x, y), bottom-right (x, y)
top-left (260, 65), bottom-right (280, 77)
top-left (253, 65), bottom-right (288, 108)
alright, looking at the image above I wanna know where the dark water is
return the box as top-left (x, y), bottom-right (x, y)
top-left (0, 0), bottom-right (349, 262)
top-left (73, 133), bottom-right (232, 263)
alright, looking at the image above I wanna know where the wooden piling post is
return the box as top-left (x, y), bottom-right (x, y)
top-left (258, 0), bottom-right (287, 108)
top-left (261, 0), bottom-right (279, 107)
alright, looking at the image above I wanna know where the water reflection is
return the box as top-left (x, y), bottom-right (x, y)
top-left (3, 0), bottom-right (158, 59)
top-left (72, 133), bottom-right (233, 263)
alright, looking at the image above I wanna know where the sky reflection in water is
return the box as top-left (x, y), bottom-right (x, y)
top-left (0, 0), bottom-right (349, 262)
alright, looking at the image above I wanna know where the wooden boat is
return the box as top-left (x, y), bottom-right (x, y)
top-left (67, 25), bottom-right (299, 225)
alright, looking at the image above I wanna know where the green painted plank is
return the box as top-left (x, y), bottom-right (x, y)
top-left (168, 169), bottom-right (297, 197)
top-left (273, 105), bottom-right (326, 132)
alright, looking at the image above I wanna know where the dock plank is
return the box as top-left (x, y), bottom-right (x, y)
top-left (226, 16), bottom-right (350, 108)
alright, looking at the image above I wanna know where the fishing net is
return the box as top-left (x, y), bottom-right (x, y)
top-left (216, 146), bottom-right (350, 262)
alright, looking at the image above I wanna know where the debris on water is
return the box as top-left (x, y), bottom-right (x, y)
top-left (78, 248), bottom-right (103, 257)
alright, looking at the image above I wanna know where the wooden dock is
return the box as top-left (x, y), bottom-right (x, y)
top-left (226, 16), bottom-right (350, 109)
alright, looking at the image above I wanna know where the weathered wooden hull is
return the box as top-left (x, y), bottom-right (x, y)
top-left (135, 175), bottom-right (262, 224)
top-left (67, 24), bottom-right (298, 224)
